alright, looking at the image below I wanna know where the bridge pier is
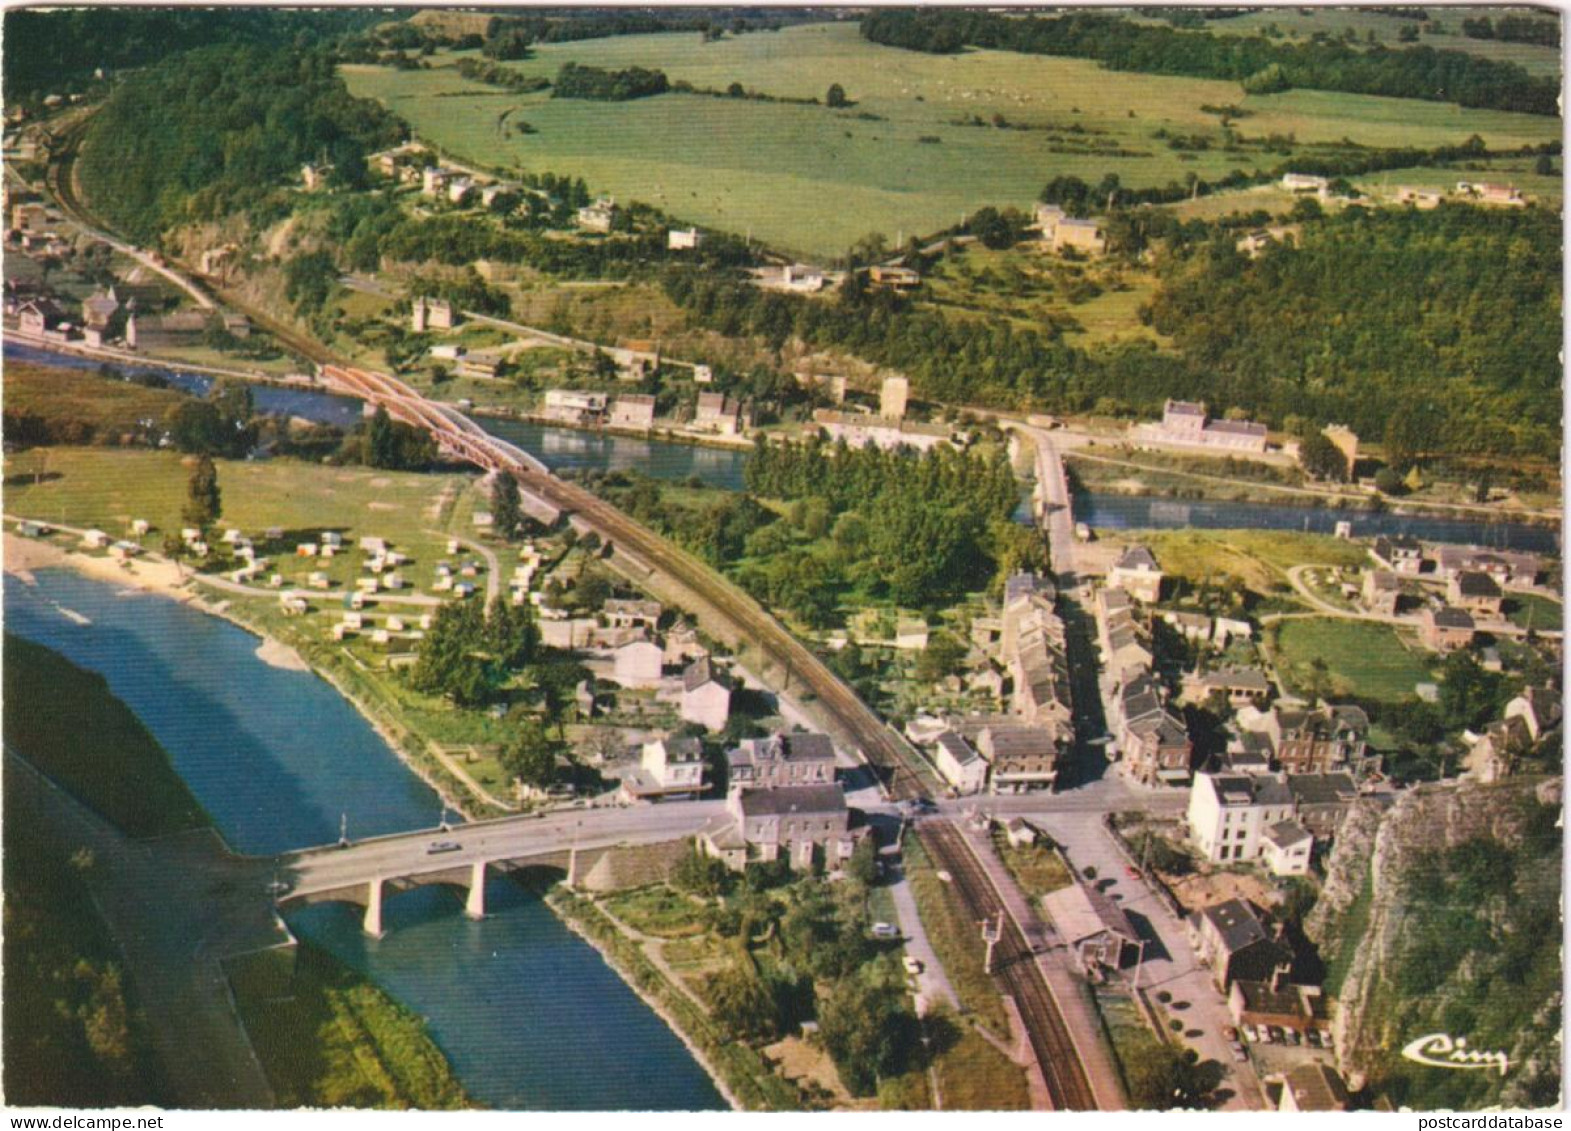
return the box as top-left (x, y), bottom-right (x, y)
top-left (363, 877), bottom-right (384, 938)
top-left (465, 861), bottom-right (487, 920)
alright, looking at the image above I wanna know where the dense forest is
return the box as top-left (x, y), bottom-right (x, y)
top-left (664, 203), bottom-right (1560, 460)
top-left (77, 44), bottom-right (403, 244)
top-left (1, 7), bottom-right (384, 103)
top-left (860, 9), bottom-right (1558, 115)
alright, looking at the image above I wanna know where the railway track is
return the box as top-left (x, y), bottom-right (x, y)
top-left (919, 819), bottom-right (1102, 1111)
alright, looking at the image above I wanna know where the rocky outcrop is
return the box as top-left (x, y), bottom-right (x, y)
top-left (1305, 778), bottom-right (1562, 1109)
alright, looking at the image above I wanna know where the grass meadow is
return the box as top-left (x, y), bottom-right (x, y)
top-left (1270, 617), bottom-right (1438, 704)
top-left (341, 22), bottom-right (1559, 259)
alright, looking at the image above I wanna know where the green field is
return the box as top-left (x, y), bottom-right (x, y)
top-left (4, 634), bottom-right (211, 838)
top-left (1132, 529), bottom-right (1370, 596)
top-left (1271, 617), bottom-right (1437, 703)
top-left (1505, 592), bottom-right (1563, 632)
top-left (6, 362), bottom-right (188, 439)
top-left (341, 22), bottom-right (1558, 259)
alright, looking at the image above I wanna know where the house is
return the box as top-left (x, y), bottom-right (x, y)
top-left (81, 288), bottom-right (120, 331)
top-left (1421, 605), bottom-right (1475, 653)
top-left (1448, 570), bottom-right (1503, 616)
top-left (1285, 772), bottom-right (1360, 839)
top-left (1042, 878), bottom-right (1140, 975)
top-left (1228, 970), bottom-right (1329, 1034)
top-left (1162, 609), bottom-right (1213, 643)
top-left (577, 198), bottom-right (617, 232)
top-left (667, 227), bottom-right (702, 250)
top-left (780, 263), bottom-right (825, 292)
top-left (869, 264), bottom-right (922, 291)
top-left (1464, 715), bottom-right (1534, 783)
top-left (693, 393), bottom-right (743, 436)
top-left (895, 619), bottom-right (930, 651)
top-left (879, 375), bottom-right (909, 421)
top-left (1212, 616), bottom-right (1253, 647)
top-left (727, 732), bottom-right (836, 791)
top-left (1279, 1064), bottom-right (1351, 1113)
top-left (1036, 204), bottom-right (1106, 253)
top-left (1002, 817), bottom-right (1039, 848)
top-left (933, 731), bottom-right (988, 795)
top-left (1186, 772), bottom-right (1295, 866)
top-left (1281, 172), bottom-right (1329, 194)
top-left (1361, 569), bottom-right (1401, 616)
top-left (620, 735), bottom-right (706, 802)
top-left (1108, 546), bottom-right (1164, 603)
top-left (300, 163), bottom-right (332, 191)
top-left (1505, 685), bottom-right (1563, 742)
top-left (1260, 820), bottom-right (1314, 876)
top-left (976, 725), bottom-right (1061, 793)
top-left (411, 296), bottom-right (456, 332)
top-left (680, 657), bottom-right (732, 733)
top-left (541, 389), bottom-right (608, 425)
top-left (664, 620), bottom-right (708, 666)
top-left (1434, 545), bottom-right (1542, 588)
top-left (1185, 668), bottom-right (1273, 709)
top-left (707, 783), bottom-right (854, 870)
top-left (420, 166), bottom-right (451, 197)
top-left (1243, 703), bottom-right (1370, 775)
top-left (811, 409), bottom-right (953, 452)
top-left (1119, 674), bottom-right (1192, 786)
top-left (609, 394), bottom-right (656, 430)
top-left (17, 298), bottom-right (69, 337)
top-left (1371, 535), bottom-right (1425, 575)
top-left (1188, 899), bottom-right (1293, 991)
top-left (1456, 181), bottom-right (1524, 207)
top-left (456, 353), bottom-right (503, 381)
top-left (127, 310), bottom-right (207, 351)
top-left (1136, 399), bottom-right (1268, 455)
top-left (612, 639), bottom-right (663, 689)
top-left (603, 598), bottom-right (662, 631)
top-left (80, 529), bottom-right (111, 549)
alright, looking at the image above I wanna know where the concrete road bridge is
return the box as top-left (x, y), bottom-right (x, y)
top-left (279, 800), bottom-right (725, 935)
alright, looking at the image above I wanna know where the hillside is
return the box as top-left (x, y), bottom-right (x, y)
top-left (1307, 779), bottom-right (1561, 1109)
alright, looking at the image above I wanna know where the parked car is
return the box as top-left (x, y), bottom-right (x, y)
top-left (1266, 1026), bottom-right (1285, 1044)
top-left (1229, 1042), bottom-right (1248, 1063)
top-left (1306, 1028), bottom-right (1323, 1049)
top-left (871, 922), bottom-right (900, 940)
top-left (902, 956), bottom-right (924, 976)
top-left (935, 870), bottom-right (953, 884)
top-left (1287, 1029), bottom-right (1303, 1046)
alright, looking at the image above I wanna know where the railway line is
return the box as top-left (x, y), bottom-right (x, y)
top-left (41, 114), bottom-right (1107, 1109)
top-left (918, 819), bottom-right (1106, 1111)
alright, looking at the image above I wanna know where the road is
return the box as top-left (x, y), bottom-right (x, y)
top-left (283, 799), bottom-right (727, 898)
top-left (1283, 564), bottom-right (1560, 639)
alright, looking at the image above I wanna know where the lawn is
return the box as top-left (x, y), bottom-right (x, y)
top-left (927, 1010), bottom-right (1032, 1111)
top-left (992, 832), bottom-right (1074, 901)
top-left (1132, 528), bottom-right (1369, 596)
top-left (904, 833), bottom-right (1009, 1033)
top-left (1093, 987), bottom-right (1169, 1107)
top-left (603, 885), bottom-right (712, 939)
top-left (340, 22), bottom-right (1557, 259)
top-left (1270, 617), bottom-right (1437, 704)
top-left (4, 634), bottom-right (210, 838)
top-left (227, 944), bottom-right (469, 1109)
top-left (1504, 592), bottom-right (1563, 632)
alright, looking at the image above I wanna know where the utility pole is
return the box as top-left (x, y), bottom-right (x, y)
top-left (981, 910), bottom-right (1003, 974)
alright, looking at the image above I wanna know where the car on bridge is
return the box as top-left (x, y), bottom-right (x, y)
top-left (426, 840), bottom-right (463, 855)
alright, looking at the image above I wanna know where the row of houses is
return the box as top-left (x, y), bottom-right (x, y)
top-left (1093, 576), bottom-right (1197, 787)
top-left (811, 409), bottom-right (954, 452)
top-left (1133, 398), bottom-right (1270, 455)
top-left (1370, 536), bottom-right (1544, 589)
top-left (1186, 770), bottom-right (1363, 875)
top-left (540, 389), bottom-right (743, 435)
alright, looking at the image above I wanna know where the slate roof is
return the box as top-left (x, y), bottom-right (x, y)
top-left (736, 783), bottom-right (846, 817)
top-left (1196, 899), bottom-right (1282, 957)
top-left (1285, 772), bottom-right (1357, 806)
top-left (1115, 546), bottom-right (1159, 571)
top-left (1431, 606), bottom-right (1475, 629)
top-left (1456, 570), bottom-right (1502, 598)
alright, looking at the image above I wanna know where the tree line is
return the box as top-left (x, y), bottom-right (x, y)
top-left (859, 8), bottom-right (1558, 115)
top-left (551, 62), bottom-right (669, 101)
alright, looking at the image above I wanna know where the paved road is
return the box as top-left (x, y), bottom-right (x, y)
top-left (883, 856), bottom-right (959, 1014)
top-left (1019, 806), bottom-right (1265, 1110)
top-left (283, 800), bottom-right (727, 898)
top-left (8, 752), bottom-right (283, 1108)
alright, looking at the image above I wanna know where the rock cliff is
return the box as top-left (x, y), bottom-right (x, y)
top-left (1306, 778), bottom-right (1561, 1109)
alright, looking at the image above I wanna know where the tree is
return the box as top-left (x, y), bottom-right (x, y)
top-left (1535, 153), bottom-right (1555, 176)
top-left (366, 405), bottom-right (397, 468)
top-left (1126, 1045), bottom-right (1216, 1109)
top-left (826, 82), bottom-right (848, 107)
top-left (182, 455), bottom-right (221, 531)
top-left (161, 532), bottom-right (186, 579)
top-left (501, 719), bottom-right (557, 789)
top-left (671, 843), bottom-right (732, 898)
top-left (845, 835), bottom-right (880, 887)
top-left (915, 631), bottom-right (967, 683)
top-left (1373, 467), bottom-right (1405, 495)
top-left (491, 472), bottom-right (522, 541)
top-left (817, 970), bottom-right (921, 1096)
top-left (1298, 430), bottom-right (1349, 482)
top-left (706, 951), bottom-right (779, 1040)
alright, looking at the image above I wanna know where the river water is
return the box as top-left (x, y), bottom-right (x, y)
top-left (11, 342), bottom-right (1559, 552)
top-left (3, 569), bottom-right (724, 1111)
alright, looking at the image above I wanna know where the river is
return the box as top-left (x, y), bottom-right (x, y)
top-left (11, 341), bottom-right (1558, 550)
top-left (3, 568), bottom-right (725, 1111)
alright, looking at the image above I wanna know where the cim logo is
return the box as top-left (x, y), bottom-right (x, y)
top-left (1401, 1033), bottom-right (1510, 1076)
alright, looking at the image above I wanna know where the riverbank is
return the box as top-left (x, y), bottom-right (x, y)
top-left (5, 539), bottom-right (748, 1110)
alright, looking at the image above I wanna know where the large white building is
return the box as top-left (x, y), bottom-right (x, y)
top-left (1186, 772), bottom-right (1298, 868)
top-left (933, 731), bottom-right (988, 795)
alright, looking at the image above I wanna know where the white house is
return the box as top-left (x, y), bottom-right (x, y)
top-left (933, 731), bottom-right (988, 795)
top-left (668, 227), bottom-right (702, 250)
top-left (613, 639), bottom-right (663, 689)
top-left (1108, 545), bottom-right (1164, 603)
top-left (680, 657), bottom-right (732, 733)
top-left (1186, 772), bottom-right (1296, 867)
top-left (621, 735), bottom-right (707, 802)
